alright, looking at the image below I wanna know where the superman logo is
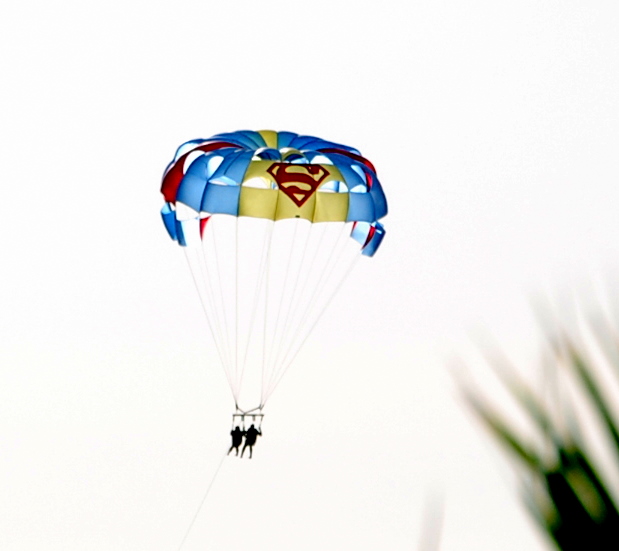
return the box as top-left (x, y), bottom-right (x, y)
top-left (267, 163), bottom-right (330, 207)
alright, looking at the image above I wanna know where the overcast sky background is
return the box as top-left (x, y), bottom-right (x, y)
top-left (2, 1), bottom-right (619, 550)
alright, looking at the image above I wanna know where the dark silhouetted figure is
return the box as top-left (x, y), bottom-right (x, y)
top-left (228, 426), bottom-right (244, 456)
top-left (241, 424), bottom-right (261, 458)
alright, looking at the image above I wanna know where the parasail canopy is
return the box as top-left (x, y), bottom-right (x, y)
top-left (161, 130), bottom-right (387, 412)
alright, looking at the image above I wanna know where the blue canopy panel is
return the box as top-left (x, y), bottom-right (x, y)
top-left (369, 178), bottom-right (388, 219)
top-left (234, 130), bottom-right (268, 149)
top-left (161, 203), bottom-right (178, 241)
top-left (347, 193), bottom-right (375, 222)
top-left (325, 152), bottom-right (368, 191)
top-left (276, 131), bottom-right (297, 149)
top-left (284, 152), bottom-right (309, 164)
top-left (350, 221), bottom-right (386, 256)
top-left (174, 218), bottom-right (201, 247)
top-left (209, 150), bottom-right (253, 186)
top-left (210, 130), bottom-right (265, 150)
top-left (288, 136), bottom-right (357, 153)
top-left (254, 148), bottom-right (281, 161)
top-left (295, 137), bottom-right (361, 156)
top-left (175, 155), bottom-right (209, 210)
top-left (304, 152), bottom-right (333, 165)
top-left (362, 222), bottom-right (385, 256)
top-left (200, 184), bottom-right (241, 215)
top-left (173, 139), bottom-right (208, 162)
top-left (175, 149), bottom-right (250, 211)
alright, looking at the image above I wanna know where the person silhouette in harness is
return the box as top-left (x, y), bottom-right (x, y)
top-left (241, 424), bottom-right (262, 459)
top-left (228, 426), bottom-right (244, 456)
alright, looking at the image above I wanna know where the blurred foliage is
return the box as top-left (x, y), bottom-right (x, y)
top-left (460, 313), bottom-right (619, 550)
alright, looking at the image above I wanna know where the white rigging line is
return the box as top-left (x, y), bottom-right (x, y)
top-left (260, 219), bottom-right (278, 411)
top-left (267, 221), bottom-right (313, 383)
top-left (184, 248), bottom-right (229, 381)
top-left (237, 221), bottom-right (273, 401)
top-left (197, 228), bottom-right (231, 378)
top-left (263, 221), bottom-right (305, 399)
top-left (261, 224), bottom-right (361, 406)
top-left (175, 450), bottom-right (227, 551)
top-left (209, 218), bottom-right (237, 399)
top-left (234, 215), bottom-right (240, 398)
top-left (262, 222), bottom-right (354, 402)
top-left (268, 221), bottom-right (336, 379)
top-left (265, 222), bottom-right (300, 371)
top-left (262, 252), bottom-right (360, 405)
top-left (198, 227), bottom-right (235, 396)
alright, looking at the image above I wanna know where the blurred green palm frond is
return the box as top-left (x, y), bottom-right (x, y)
top-left (460, 314), bottom-right (619, 550)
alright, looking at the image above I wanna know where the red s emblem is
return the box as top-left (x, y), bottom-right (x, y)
top-left (267, 163), bottom-right (329, 207)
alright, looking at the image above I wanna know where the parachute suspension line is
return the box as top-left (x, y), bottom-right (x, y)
top-left (295, 222), bottom-right (330, 302)
top-left (210, 218), bottom-right (238, 401)
top-left (262, 223), bottom-right (359, 404)
top-left (261, 221), bottom-right (300, 406)
top-left (287, 222), bottom-right (354, 348)
top-left (302, 222), bottom-right (357, 321)
top-left (183, 248), bottom-right (229, 383)
top-left (260, 222), bottom-right (326, 404)
top-left (237, 221), bottom-right (273, 397)
top-left (263, 250), bottom-right (361, 405)
top-left (262, 222), bottom-right (348, 400)
top-left (310, 222), bottom-right (354, 304)
top-left (268, 221), bottom-right (300, 369)
top-left (267, 221), bottom-right (313, 392)
top-left (261, 220), bottom-right (277, 409)
top-left (234, 215), bottom-right (240, 396)
top-left (197, 224), bottom-right (235, 398)
top-left (275, 221), bottom-right (330, 372)
top-left (203, 229), bottom-right (236, 386)
top-left (175, 449), bottom-right (228, 551)
top-left (270, 220), bottom-right (332, 378)
top-left (261, 221), bottom-right (320, 402)
top-left (233, 218), bottom-right (269, 397)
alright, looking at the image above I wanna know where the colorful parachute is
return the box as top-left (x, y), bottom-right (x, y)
top-left (161, 130), bottom-right (387, 413)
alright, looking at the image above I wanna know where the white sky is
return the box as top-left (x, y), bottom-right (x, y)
top-left (1, 1), bottom-right (619, 549)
